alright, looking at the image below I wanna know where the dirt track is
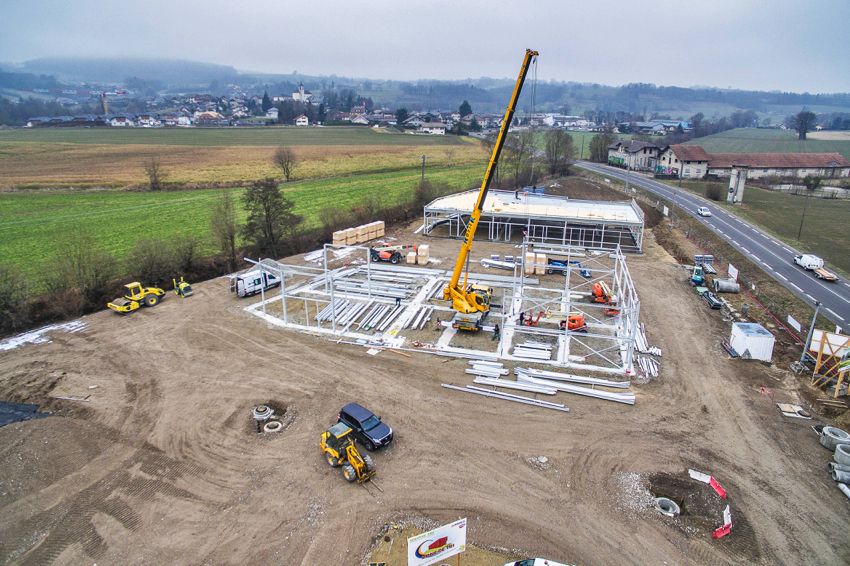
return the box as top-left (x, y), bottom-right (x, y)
top-left (1, 221), bottom-right (849, 566)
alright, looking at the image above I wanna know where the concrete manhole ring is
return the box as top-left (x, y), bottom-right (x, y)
top-left (263, 420), bottom-right (283, 433)
top-left (655, 497), bottom-right (680, 518)
top-left (253, 405), bottom-right (274, 421)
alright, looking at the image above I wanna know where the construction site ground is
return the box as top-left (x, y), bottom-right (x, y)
top-left (1, 215), bottom-right (849, 566)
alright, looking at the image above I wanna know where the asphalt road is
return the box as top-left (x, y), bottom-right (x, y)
top-left (576, 161), bottom-right (850, 331)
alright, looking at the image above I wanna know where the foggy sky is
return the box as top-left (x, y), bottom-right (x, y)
top-left (2, 0), bottom-right (848, 93)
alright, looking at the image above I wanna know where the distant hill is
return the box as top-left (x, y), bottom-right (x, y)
top-left (19, 57), bottom-right (252, 87)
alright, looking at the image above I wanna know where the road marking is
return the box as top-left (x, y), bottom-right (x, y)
top-left (731, 240), bottom-right (739, 246)
top-left (826, 308), bottom-right (842, 320)
top-left (777, 274), bottom-right (787, 281)
top-left (789, 283), bottom-right (802, 292)
top-left (783, 247), bottom-right (794, 253)
top-left (806, 294), bottom-right (815, 301)
top-left (741, 247), bottom-right (750, 254)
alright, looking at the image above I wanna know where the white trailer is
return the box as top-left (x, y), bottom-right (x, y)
top-left (229, 270), bottom-right (281, 297)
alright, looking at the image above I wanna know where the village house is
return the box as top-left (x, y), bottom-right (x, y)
top-left (651, 145), bottom-right (850, 179)
top-left (607, 140), bottom-right (660, 171)
top-left (295, 114), bottom-right (309, 126)
top-left (266, 108), bottom-right (279, 120)
top-left (656, 145), bottom-right (712, 178)
top-left (418, 122), bottom-right (446, 135)
top-left (706, 152), bottom-right (850, 179)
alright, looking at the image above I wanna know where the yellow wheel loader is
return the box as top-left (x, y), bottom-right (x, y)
top-left (107, 282), bottom-right (166, 314)
top-left (320, 422), bottom-right (376, 484)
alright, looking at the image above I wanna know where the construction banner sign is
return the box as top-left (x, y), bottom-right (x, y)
top-left (407, 518), bottom-right (467, 566)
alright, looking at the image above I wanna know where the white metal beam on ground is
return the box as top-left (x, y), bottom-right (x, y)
top-left (517, 374), bottom-right (635, 405)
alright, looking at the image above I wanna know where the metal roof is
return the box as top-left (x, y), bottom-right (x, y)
top-left (425, 189), bottom-right (643, 226)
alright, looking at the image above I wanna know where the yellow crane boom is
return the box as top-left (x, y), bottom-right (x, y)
top-left (443, 48), bottom-right (539, 315)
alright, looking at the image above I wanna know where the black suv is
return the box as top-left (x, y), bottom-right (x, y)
top-left (337, 403), bottom-right (393, 451)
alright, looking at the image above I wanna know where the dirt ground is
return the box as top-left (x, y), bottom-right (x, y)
top-left (2, 215), bottom-right (850, 566)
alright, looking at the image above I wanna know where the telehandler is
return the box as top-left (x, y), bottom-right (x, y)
top-left (370, 244), bottom-right (416, 264)
top-left (320, 422), bottom-right (376, 484)
top-left (107, 282), bottom-right (166, 314)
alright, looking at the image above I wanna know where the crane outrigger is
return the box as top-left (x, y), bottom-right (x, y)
top-left (443, 48), bottom-right (539, 331)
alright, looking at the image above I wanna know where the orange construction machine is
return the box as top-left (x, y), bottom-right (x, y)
top-left (592, 282), bottom-right (619, 316)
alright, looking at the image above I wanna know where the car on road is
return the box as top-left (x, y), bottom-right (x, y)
top-left (337, 403), bottom-right (393, 451)
top-left (697, 206), bottom-right (712, 217)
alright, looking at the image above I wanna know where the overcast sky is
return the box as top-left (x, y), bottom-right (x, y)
top-left (2, 0), bottom-right (848, 93)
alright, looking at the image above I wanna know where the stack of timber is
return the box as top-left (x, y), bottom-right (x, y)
top-left (417, 244), bottom-right (430, 266)
top-left (332, 221), bottom-right (385, 245)
top-left (535, 253), bottom-right (547, 275)
top-left (524, 252), bottom-right (536, 275)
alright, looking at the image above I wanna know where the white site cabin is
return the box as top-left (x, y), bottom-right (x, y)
top-left (229, 270), bottom-right (281, 297)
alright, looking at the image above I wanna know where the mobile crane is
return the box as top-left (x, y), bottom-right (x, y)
top-left (443, 49), bottom-right (539, 331)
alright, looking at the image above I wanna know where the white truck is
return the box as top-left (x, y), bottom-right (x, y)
top-left (229, 270), bottom-right (281, 297)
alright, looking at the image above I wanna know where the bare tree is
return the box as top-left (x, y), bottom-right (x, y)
top-left (444, 147), bottom-right (456, 167)
top-left (504, 130), bottom-right (537, 187)
top-left (0, 264), bottom-right (30, 335)
top-left (273, 147), bottom-right (298, 182)
top-left (242, 179), bottom-right (302, 258)
top-left (790, 111), bottom-right (818, 140)
top-left (588, 131), bottom-right (618, 163)
top-left (144, 158), bottom-right (166, 191)
top-left (44, 227), bottom-right (115, 315)
top-left (544, 130), bottom-right (576, 176)
top-left (210, 190), bottom-right (240, 272)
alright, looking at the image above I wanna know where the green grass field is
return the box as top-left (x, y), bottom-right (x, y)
top-left (0, 126), bottom-right (469, 147)
top-left (0, 165), bottom-right (484, 290)
top-left (672, 180), bottom-right (850, 274)
top-left (684, 128), bottom-right (850, 160)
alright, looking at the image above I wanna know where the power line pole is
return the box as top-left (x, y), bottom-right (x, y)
top-left (419, 155), bottom-right (431, 184)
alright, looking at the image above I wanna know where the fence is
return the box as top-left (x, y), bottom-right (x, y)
top-left (592, 172), bottom-right (814, 346)
top-left (767, 184), bottom-right (850, 199)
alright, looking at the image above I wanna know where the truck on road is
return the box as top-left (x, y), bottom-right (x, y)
top-left (794, 254), bottom-right (839, 281)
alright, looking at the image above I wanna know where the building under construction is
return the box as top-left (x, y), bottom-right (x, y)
top-left (239, 239), bottom-right (643, 378)
top-left (422, 189), bottom-right (645, 253)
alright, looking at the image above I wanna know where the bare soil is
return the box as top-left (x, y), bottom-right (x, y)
top-left (1, 216), bottom-right (849, 566)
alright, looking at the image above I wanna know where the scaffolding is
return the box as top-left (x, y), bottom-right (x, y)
top-left (423, 189), bottom-right (645, 253)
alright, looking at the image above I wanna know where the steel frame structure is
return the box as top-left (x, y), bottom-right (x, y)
top-left (423, 189), bottom-right (645, 253)
top-left (242, 241), bottom-right (640, 375)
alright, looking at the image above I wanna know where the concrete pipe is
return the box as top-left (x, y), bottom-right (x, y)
top-left (831, 469), bottom-right (850, 484)
top-left (713, 278), bottom-right (741, 294)
top-left (840, 484), bottom-right (850, 501)
top-left (820, 427), bottom-right (850, 451)
top-left (835, 443), bottom-right (850, 466)
top-left (828, 462), bottom-right (850, 473)
top-left (655, 497), bottom-right (680, 518)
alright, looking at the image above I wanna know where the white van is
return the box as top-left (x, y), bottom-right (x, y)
top-left (794, 254), bottom-right (824, 271)
top-left (504, 559), bottom-right (574, 566)
top-left (229, 270), bottom-right (281, 297)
